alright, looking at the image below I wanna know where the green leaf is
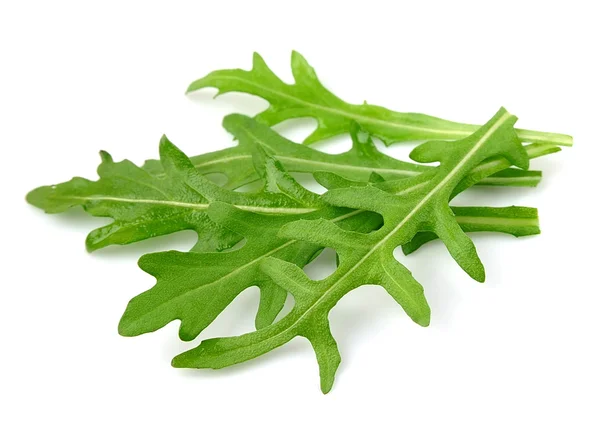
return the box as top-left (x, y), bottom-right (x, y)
top-left (144, 114), bottom-right (551, 190)
top-left (120, 114), bottom-right (546, 343)
top-left (170, 108), bottom-right (529, 393)
top-left (119, 201), bottom-right (381, 339)
top-left (313, 173), bottom-right (541, 255)
top-left (224, 115), bottom-right (549, 188)
top-left (27, 117), bottom-right (558, 252)
top-left (120, 200), bottom-right (540, 337)
top-left (187, 51), bottom-right (572, 147)
top-left (401, 206), bottom-right (540, 255)
top-left (26, 136), bottom-right (321, 252)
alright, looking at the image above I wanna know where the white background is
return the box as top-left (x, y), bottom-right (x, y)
top-left (1, 1), bottom-right (598, 421)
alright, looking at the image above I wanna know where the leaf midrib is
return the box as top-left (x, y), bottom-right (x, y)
top-left (163, 134), bottom-right (555, 184)
top-left (123, 239), bottom-right (297, 331)
top-left (192, 152), bottom-right (420, 178)
top-left (124, 122), bottom-right (527, 338)
top-left (61, 196), bottom-right (317, 214)
top-left (207, 76), bottom-right (473, 136)
top-left (455, 216), bottom-right (538, 226)
top-left (202, 75), bottom-right (570, 145)
top-left (244, 112), bottom-right (513, 348)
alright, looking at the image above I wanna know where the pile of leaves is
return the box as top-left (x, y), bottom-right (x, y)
top-left (27, 52), bottom-right (571, 393)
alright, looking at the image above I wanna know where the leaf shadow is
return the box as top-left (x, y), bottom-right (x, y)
top-left (271, 117), bottom-right (318, 144)
top-left (397, 242), bottom-right (462, 324)
top-left (187, 89), bottom-right (268, 117)
top-left (327, 284), bottom-right (416, 379)
top-left (34, 206), bottom-right (107, 231)
top-left (175, 338), bottom-right (313, 381)
top-left (91, 230), bottom-right (198, 261)
top-left (33, 206), bottom-right (199, 261)
top-left (163, 287), bottom-right (315, 380)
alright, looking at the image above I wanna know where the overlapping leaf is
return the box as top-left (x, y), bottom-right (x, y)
top-left (119, 116), bottom-right (546, 344)
top-left (144, 114), bottom-right (547, 189)
top-left (28, 117), bottom-right (557, 252)
top-left (168, 107), bottom-right (528, 393)
top-left (188, 51), bottom-right (572, 147)
top-left (26, 137), bottom-right (321, 252)
top-left (23, 47), bottom-right (572, 396)
top-left (315, 172), bottom-right (541, 254)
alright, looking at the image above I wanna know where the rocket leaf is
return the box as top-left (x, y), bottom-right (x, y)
top-left (143, 114), bottom-right (549, 190)
top-left (169, 107), bottom-right (529, 393)
top-left (27, 116), bottom-right (557, 252)
top-left (26, 136), bottom-right (321, 252)
top-left (120, 118), bottom-right (547, 342)
top-left (187, 51), bottom-right (572, 147)
top-left (23, 48), bottom-right (571, 396)
top-left (119, 202), bottom-right (378, 338)
top-left (314, 172), bottom-right (541, 255)
top-left (120, 200), bottom-right (539, 336)
top-left (401, 206), bottom-right (540, 254)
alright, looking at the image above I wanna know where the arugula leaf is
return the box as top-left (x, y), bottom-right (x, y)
top-left (187, 52), bottom-right (573, 147)
top-left (313, 173), bottom-right (541, 255)
top-left (168, 108), bottom-right (529, 393)
top-left (120, 201), bottom-right (539, 334)
top-left (401, 206), bottom-right (540, 255)
top-left (226, 115), bottom-right (548, 187)
top-left (27, 117), bottom-right (557, 252)
top-left (119, 121), bottom-right (547, 340)
top-left (26, 136), bottom-right (321, 252)
top-left (143, 114), bottom-right (550, 189)
top-left (119, 202), bottom-right (378, 338)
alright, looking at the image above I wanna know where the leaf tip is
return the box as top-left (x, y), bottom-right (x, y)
top-left (321, 381), bottom-right (334, 394)
top-left (290, 50), bottom-right (307, 65)
top-left (171, 350), bottom-right (197, 369)
top-left (185, 81), bottom-right (198, 94)
top-left (178, 325), bottom-right (197, 342)
top-left (84, 237), bottom-right (101, 253)
top-left (117, 304), bottom-right (142, 338)
top-left (99, 150), bottom-right (113, 163)
top-left (252, 51), bottom-right (267, 70)
top-left (472, 265), bottom-right (486, 283)
top-left (117, 316), bottom-right (133, 337)
top-left (415, 311), bottom-right (431, 327)
top-left (318, 360), bottom-right (339, 394)
top-left (158, 135), bottom-right (188, 167)
top-left (137, 251), bottom-right (164, 274)
top-left (171, 355), bottom-right (184, 368)
top-left (222, 113), bottom-right (252, 135)
top-left (25, 185), bottom-right (48, 208)
top-left (158, 134), bottom-right (173, 149)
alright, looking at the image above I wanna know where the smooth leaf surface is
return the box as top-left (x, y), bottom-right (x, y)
top-left (188, 51), bottom-right (572, 146)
